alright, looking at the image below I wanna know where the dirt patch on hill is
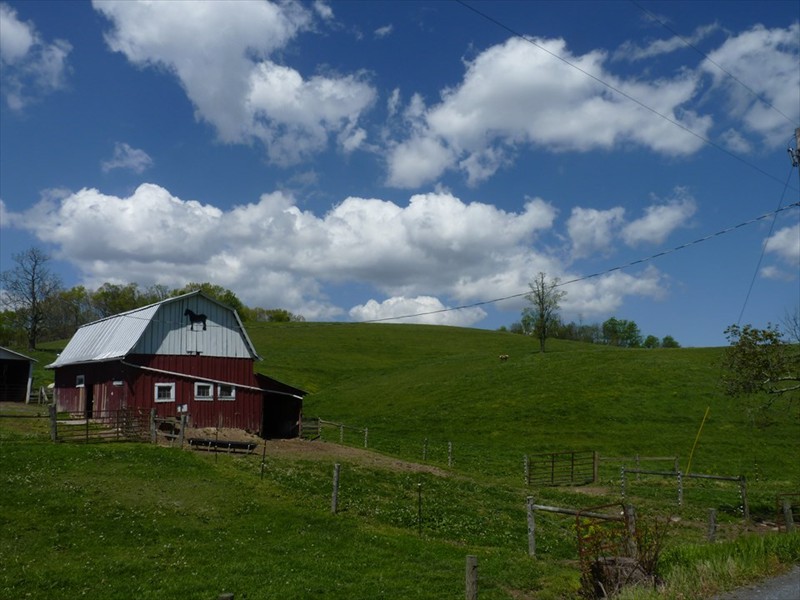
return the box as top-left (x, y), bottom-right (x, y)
top-left (186, 427), bottom-right (449, 477)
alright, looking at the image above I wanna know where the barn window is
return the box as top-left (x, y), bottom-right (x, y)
top-left (194, 382), bottom-right (213, 401)
top-left (154, 383), bottom-right (175, 403)
top-left (219, 384), bottom-right (236, 401)
top-left (76, 375), bottom-right (85, 388)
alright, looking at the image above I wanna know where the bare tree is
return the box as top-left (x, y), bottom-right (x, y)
top-left (0, 247), bottom-right (62, 349)
top-left (524, 272), bottom-right (566, 353)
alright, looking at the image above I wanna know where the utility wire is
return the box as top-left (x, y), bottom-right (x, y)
top-left (453, 0), bottom-right (798, 193)
top-left (629, 0), bottom-right (798, 128)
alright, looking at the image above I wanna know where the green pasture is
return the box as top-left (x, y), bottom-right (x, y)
top-left (3, 324), bottom-right (798, 598)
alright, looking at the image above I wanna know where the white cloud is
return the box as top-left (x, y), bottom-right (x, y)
top-left (562, 267), bottom-right (666, 316)
top-left (94, 0), bottom-right (375, 165)
top-left (764, 223), bottom-right (800, 266)
top-left (6, 182), bottom-right (672, 324)
top-left (387, 35), bottom-right (711, 188)
top-left (719, 128), bottom-right (752, 153)
top-left (614, 23), bottom-right (720, 61)
top-left (567, 206), bottom-right (626, 259)
top-left (101, 142), bottom-right (153, 173)
top-left (374, 24), bottom-right (393, 39)
top-left (621, 190), bottom-right (697, 246)
top-left (0, 3), bottom-right (71, 109)
top-left (313, 1), bottom-right (334, 21)
top-left (349, 296), bottom-right (486, 326)
top-left (702, 23), bottom-right (800, 145)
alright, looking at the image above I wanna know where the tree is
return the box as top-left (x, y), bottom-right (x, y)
top-left (661, 335), bottom-right (680, 348)
top-left (0, 247), bottom-right (62, 349)
top-left (643, 335), bottom-right (660, 349)
top-left (721, 323), bottom-right (799, 408)
top-left (524, 272), bottom-right (566, 352)
top-left (171, 282), bottom-right (245, 316)
top-left (91, 283), bottom-right (143, 317)
top-left (602, 317), bottom-right (642, 348)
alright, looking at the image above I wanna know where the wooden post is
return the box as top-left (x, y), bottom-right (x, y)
top-left (465, 555), bottom-right (478, 600)
top-left (260, 441), bottom-right (267, 481)
top-left (707, 508), bottom-right (717, 542)
top-left (448, 441), bottom-right (453, 468)
top-left (527, 496), bottom-right (536, 557)
top-left (85, 411), bottom-right (89, 442)
top-left (364, 427), bottom-right (368, 449)
top-left (49, 403), bottom-right (57, 442)
top-left (178, 414), bottom-right (187, 448)
top-left (339, 424), bottom-right (344, 444)
top-left (739, 476), bottom-right (749, 522)
top-left (623, 504), bottom-right (637, 559)
top-left (150, 408), bottom-right (156, 444)
top-left (331, 463), bottom-right (341, 514)
top-left (417, 482), bottom-right (423, 536)
top-left (677, 471), bottom-right (683, 507)
top-left (783, 499), bottom-right (795, 533)
top-left (524, 454), bottom-right (530, 486)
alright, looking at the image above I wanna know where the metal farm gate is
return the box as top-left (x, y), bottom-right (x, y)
top-left (526, 450), bottom-right (597, 487)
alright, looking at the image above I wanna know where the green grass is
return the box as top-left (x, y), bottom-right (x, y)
top-left (4, 324), bottom-right (799, 598)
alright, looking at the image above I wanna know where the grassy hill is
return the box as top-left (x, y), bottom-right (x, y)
top-left (5, 324), bottom-right (799, 599)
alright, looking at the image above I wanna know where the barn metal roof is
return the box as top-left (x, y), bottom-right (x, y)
top-left (46, 291), bottom-right (259, 368)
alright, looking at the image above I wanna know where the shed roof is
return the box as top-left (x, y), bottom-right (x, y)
top-left (47, 291), bottom-right (259, 368)
top-left (0, 347), bottom-right (37, 362)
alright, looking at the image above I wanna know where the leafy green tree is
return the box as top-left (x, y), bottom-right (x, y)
top-left (602, 317), bottom-right (642, 348)
top-left (0, 247), bottom-right (62, 349)
top-left (91, 283), bottom-right (143, 317)
top-left (524, 272), bottom-right (566, 352)
top-left (661, 335), bottom-right (680, 348)
top-left (721, 324), bottom-right (799, 407)
top-left (643, 335), bottom-right (660, 349)
top-left (248, 307), bottom-right (305, 322)
top-left (170, 282), bottom-right (245, 316)
top-left (42, 286), bottom-right (94, 340)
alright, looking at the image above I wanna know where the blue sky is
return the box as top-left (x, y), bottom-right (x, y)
top-left (1, 0), bottom-right (798, 347)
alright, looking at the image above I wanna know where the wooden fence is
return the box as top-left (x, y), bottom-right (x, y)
top-left (49, 405), bottom-right (151, 443)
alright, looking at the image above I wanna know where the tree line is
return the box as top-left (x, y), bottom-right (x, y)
top-left (501, 272), bottom-right (680, 350)
top-left (0, 247), bottom-right (303, 349)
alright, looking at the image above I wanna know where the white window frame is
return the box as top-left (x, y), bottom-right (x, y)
top-left (194, 382), bottom-right (214, 402)
top-left (76, 375), bottom-right (85, 388)
top-left (218, 384), bottom-right (236, 401)
top-left (154, 382), bottom-right (176, 403)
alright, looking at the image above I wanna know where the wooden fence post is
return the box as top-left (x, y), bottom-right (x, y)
top-left (524, 454), bottom-right (530, 486)
top-left (331, 463), bottom-right (341, 514)
top-left (465, 555), bottom-right (478, 600)
top-left (783, 499), bottom-right (795, 533)
top-left (623, 504), bottom-right (637, 559)
top-left (527, 496), bottom-right (536, 557)
top-left (339, 424), bottom-right (344, 444)
top-left (364, 427), bottom-right (368, 449)
top-left (150, 408), bottom-right (156, 444)
top-left (178, 414), bottom-right (187, 448)
top-left (49, 403), bottom-right (57, 442)
top-left (707, 508), bottom-right (717, 542)
top-left (739, 476), bottom-right (749, 522)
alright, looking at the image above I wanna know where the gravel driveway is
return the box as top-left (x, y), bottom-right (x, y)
top-left (713, 565), bottom-right (800, 600)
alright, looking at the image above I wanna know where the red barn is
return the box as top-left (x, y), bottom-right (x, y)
top-left (47, 291), bottom-right (306, 438)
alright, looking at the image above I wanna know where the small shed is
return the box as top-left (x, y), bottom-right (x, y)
top-left (46, 291), bottom-right (307, 438)
top-left (0, 347), bottom-right (37, 402)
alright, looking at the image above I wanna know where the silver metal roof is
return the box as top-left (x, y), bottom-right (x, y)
top-left (47, 291), bottom-right (259, 368)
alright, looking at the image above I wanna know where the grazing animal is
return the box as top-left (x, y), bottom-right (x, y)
top-left (184, 308), bottom-right (208, 331)
top-left (499, 354), bottom-right (509, 361)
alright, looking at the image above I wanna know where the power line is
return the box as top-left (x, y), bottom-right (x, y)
top-left (629, 0), bottom-right (798, 128)
top-left (453, 0), bottom-right (799, 193)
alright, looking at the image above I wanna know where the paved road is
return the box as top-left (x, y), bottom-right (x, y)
top-left (713, 565), bottom-right (800, 600)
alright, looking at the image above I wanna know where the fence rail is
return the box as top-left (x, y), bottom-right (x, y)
top-left (49, 406), bottom-right (151, 443)
top-left (525, 450), bottom-right (597, 487)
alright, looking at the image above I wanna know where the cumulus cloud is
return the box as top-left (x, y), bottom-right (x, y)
top-left (386, 35), bottom-right (711, 188)
top-left (349, 296), bottom-right (486, 326)
top-left (562, 266), bottom-right (666, 315)
top-left (763, 224), bottom-right (800, 278)
top-left (701, 23), bottom-right (800, 145)
top-left (4, 181), bottom-right (668, 323)
top-left (567, 206), bottom-right (626, 259)
top-left (93, 0), bottom-right (375, 165)
top-left (0, 3), bottom-right (71, 109)
top-left (101, 142), bottom-right (153, 173)
top-left (621, 190), bottom-right (697, 246)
